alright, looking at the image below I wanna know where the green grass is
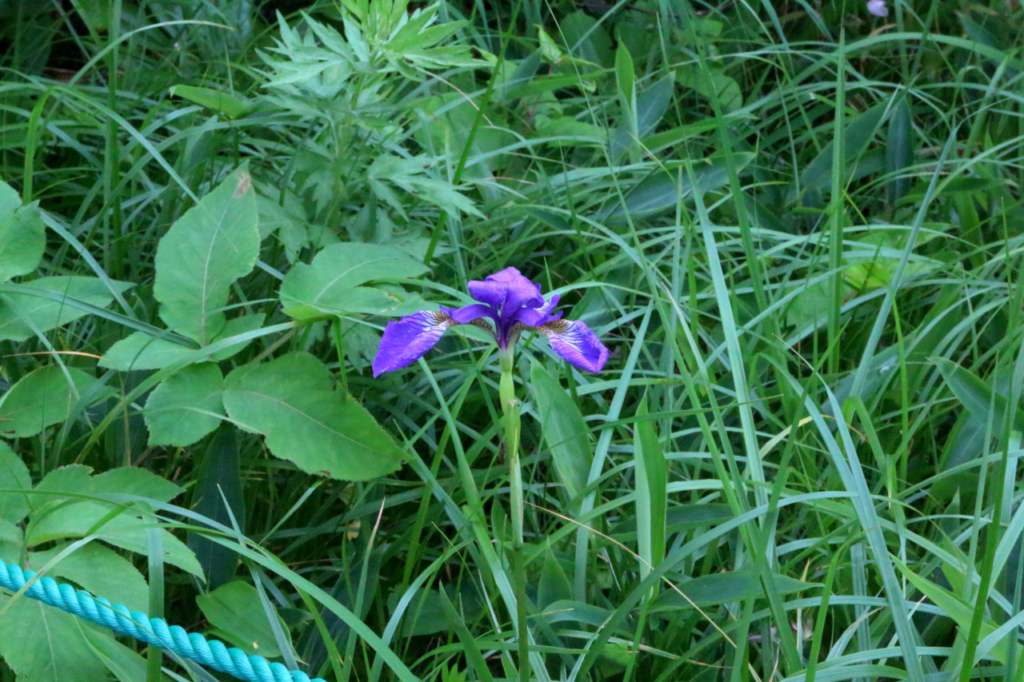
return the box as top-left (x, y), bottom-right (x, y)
top-left (2, 1), bottom-right (1024, 681)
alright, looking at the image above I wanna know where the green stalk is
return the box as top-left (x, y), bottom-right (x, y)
top-left (500, 348), bottom-right (529, 682)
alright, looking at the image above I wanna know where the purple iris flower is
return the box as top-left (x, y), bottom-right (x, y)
top-left (372, 267), bottom-right (609, 377)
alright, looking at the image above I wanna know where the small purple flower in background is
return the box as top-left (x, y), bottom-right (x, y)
top-left (373, 267), bottom-right (609, 377)
top-left (867, 0), bottom-right (889, 17)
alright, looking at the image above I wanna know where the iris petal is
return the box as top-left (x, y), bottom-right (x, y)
top-left (517, 293), bottom-right (561, 327)
top-left (467, 267), bottom-right (544, 318)
top-left (372, 311), bottom-right (454, 377)
top-left (541, 319), bottom-right (609, 373)
top-left (446, 303), bottom-right (494, 324)
top-left (466, 279), bottom-right (508, 308)
top-left (867, 0), bottom-right (888, 17)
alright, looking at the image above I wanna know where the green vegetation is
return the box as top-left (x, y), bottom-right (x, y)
top-left (1, 1), bottom-right (1024, 681)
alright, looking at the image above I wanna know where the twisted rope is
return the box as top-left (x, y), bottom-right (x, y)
top-left (0, 562), bottom-right (325, 682)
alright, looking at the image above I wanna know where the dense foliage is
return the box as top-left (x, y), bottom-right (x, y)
top-left (2, 1), bottom-right (1024, 681)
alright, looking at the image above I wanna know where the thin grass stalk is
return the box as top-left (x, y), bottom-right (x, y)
top-left (499, 348), bottom-right (529, 682)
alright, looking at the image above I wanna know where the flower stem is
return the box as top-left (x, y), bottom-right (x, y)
top-left (500, 349), bottom-right (530, 682)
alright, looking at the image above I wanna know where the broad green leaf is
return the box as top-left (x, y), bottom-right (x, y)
top-left (144, 364), bottom-right (225, 447)
top-left (280, 242), bottom-right (429, 320)
top-left (534, 117), bottom-right (607, 147)
top-left (530, 362), bottom-right (592, 503)
top-left (615, 43), bottom-right (637, 163)
top-left (100, 331), bottom-right (197, 371)
top-left (196, 581), bottom-right (284, 657)
top-left (30, 465), bottom-right (93, 513)
top-left (796, 102), bottom-right (887, 196)
top-left (0, 441), bottom-right (30, 524)
top-left (170, 85), bottom-right (251, 118)
top-left (886, 97), bottom-right (914, 202)
top-left (604, 155), bottom-right (751, 222)
top-left (153, 168), bottom-right (260, 345)
top-left (541, 600), bottom-right (617, 628)
top-left (676, 64), bottom-right (741, 112)
top-left (636, 76), bottom-right (674, 137)
top-left (934, 358), bottom-right (1024, 435)
top-left (0, 180), bottom-right (45, 282)
top-left (0, 518), bottom-right (21, 554)
top-left (207, 314), bottom-right (266, 362)
top-left (633, 395), bottom-right (666, 578)
top-left (283, 285), bottom-right (425, 320)
top-left (81, 628), bottom-right (149, 682)
top-left (785, 280), bottom-right (830, 331)
top-left (614, 43), bottom-right (635, 120)
top-left (651, 570), bottom-right (816, 611)
top-left (893, 557), bottom-right (1005, 663)
top-left (386, 583), bottom-right (482, 638)
top-left (31, 464), bottom-right (182, 513)
top-left (0, 366), bottom-right (113, 439)
top-left (559, 11), bottom-right (613, 68)
top-left (612, 76), bottom-right (674, 160)
top-left (223, 352), bottom-right (404, 481)
top-left (257, 192), bottom-right (310, 254)
top-left (537, 25), bottom-right (593, 68)
top-left (28, 543), bottom-right (147, 612)
top-left (0, 596), bottom-right (112, 682)
top-left (611, 504), bottom-right (733, 540)
top-left (0, 277), bottom-right (133, 342)
top-left (188, 427), bottom-right (245, 591)
top-left (86, 466), bottom-right (183, 503)
top-left (538, 545), bottom-right (572, 611)
top-left (26, 502), bottom-right (202, 577)
top-left (25, 465), bottom-right (193, 576)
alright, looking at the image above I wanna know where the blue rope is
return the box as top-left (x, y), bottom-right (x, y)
top-left (0, 561), bottom-right (326, 682)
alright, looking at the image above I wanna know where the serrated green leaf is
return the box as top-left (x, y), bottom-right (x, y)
top-left (30, 465), bottom-right (93, 513)
top-left (0, 277), bottom-right (133, 342)
top-left (0, 596), bottom-right (112, 682)
top-left (197, 581), bottom-right (284, 657)
top-left (279, 243), bottom-right (430, 319)
top-left (0, 441), bottom-right (30, 524)
top-left (31, 464), bottom-right (182, 513)
top-left (154, 168), bottom-right (260, 345)
top-left (0, 518), bottom-right (21, 554)
top-left (100, 331), bottom-right (197, 371)
top-left (0, 366), bottom-right (113, 439)
top-left (23, 465), bottom-right (193, 575)
top-left (223, 352), bottom-right (404, 481)
top-left (27, 544), bottom-right (147, 612)
top-left (0, 180), bottom-right (45, 282)
top-left (26, 502), bottom-right (202, 577)
top-left (86, 466), bottom-right (183, 503)
top-left (144, 364), bottom-right (225, 447)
